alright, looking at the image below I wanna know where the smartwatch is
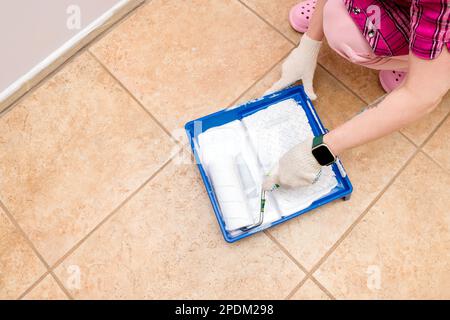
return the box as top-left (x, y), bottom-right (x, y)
top-left (312, 134), bottom-right (336, 166)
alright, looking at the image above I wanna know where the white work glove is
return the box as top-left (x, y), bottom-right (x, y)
top-left (266, 34), bottom-right (322, 100)
top-left (262, 138), bottom-right (322, 190)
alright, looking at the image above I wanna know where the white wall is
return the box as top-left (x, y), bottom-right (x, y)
top-left (0, 0), bottom-right (134, 101)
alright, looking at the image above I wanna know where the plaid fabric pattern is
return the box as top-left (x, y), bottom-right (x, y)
top-left (344, 0), bottom-right (450, 59)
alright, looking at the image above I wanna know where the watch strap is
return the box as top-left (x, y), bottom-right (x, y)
top-left (312, 134), bottom-right (324, 148)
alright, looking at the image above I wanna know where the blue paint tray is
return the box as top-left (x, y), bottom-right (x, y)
top-left (185, 85), bottom-right (353, 243)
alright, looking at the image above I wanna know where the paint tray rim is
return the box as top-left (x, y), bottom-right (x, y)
top-left (185, 85), bottom-right (353, 243)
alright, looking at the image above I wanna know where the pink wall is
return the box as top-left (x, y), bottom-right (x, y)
top-left (0, 0), bottom-right (124, 93)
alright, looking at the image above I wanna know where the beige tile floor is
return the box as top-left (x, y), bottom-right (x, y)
top-left (0, 0), bottom-right (449, 300)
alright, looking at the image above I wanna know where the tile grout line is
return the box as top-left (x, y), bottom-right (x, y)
top-left (399, 131), bottom-right (419, 147)
top-left (284, 273), bottom-right (335, 300)
top-left (399, 112), bottom-right (447, 150)
top-left (264, 231), bottom-right (336, 300)
top-left (288, 104), bottom-right (450, 298)
top-left (0, 1), bottom-right (147, 120)
top-left (311, 150), bottom-right (418, 268)
top-left (89, 32), bottom-right (293, 149)
top-left (88, 24), bottom-right (293, 132)
top-left (16, 271), bottom-right (51, 300)
top-left (418, 149), bottom-right (449, 173)
top-left (0, 200), bottom-right (73, 299)
top-left (231, 0), bottom-right (386, 300)
top-left (417, 112), bottom-right (450, 172)
top-left (15, 111), bottom-right (445, 300)
top-left (17, 150), bottom-right (177, 300)
top-left (286, 149), bottom-right (419, 299)
top-left (236, 0), bottom-right (297, 46)
top-left (88, 51), bottom-right (180, 145)
top-left (87, 2), bottom-right (445, 296)
top-left (48, 152), bottom-right (176, 272)
top-left (225, 50), bottom-right (293, 108)
top-left (3, 0), bottom-right (444, 299)
top-left (236, 0), bottom-right (373, 105)
top-left (72, 8), bottom-right (334, 298)
top-left (16, 148), bottom-right (179, 300)
top-left (0, 49), bottom-right (86, 120)
top-left (0, 200), bottom-right (51, 261)
top-left (400, 111), bottom-right (449, 170)
top-left (3, 8), bottom-right (175, 297)
top-left (289, 113), bottom-right (448, 297)
top-left (358, 92), bottom-right (446, 150)
top-left (362, 96), bottom-right (447, 152)
top-left (236, 1), bottom-right (396, 300)
top-left (285, 277), bottom-right (309, 299)
top-left (263, 231), bottom-right (308, 275)
top-left (309, 275), bottom-right (336, 300)
top-left (317, 63), bottom-right (373, 105)
top-left (2, 3), bottom-right (290, 298)
top-left (229, 11), bottom-right (384, 297)
top-left (3, 1), bottom-right (182, 298)
top-left (17, 269), bottom-right (74, 300)
top-left (45, 152), bottom-right (183, 298)
top-left (48, 270), bottom-right (75, 300)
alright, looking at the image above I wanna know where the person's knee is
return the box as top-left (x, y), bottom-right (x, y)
top-left (323, 0), bottom-right (375, 64)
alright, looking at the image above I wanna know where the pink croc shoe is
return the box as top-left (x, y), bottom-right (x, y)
top-left (289, 0), bottom-right (318, 33)
top-left (379, 70), bottom-right (407, 93)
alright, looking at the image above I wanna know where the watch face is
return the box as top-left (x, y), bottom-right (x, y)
top-left (312, 144), bottom-right (335, 166)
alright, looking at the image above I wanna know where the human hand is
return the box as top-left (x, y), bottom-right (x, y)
top-left (266, 34), bottom-right (322, 100)
top-left (262, 138), bottom-right (322, 190)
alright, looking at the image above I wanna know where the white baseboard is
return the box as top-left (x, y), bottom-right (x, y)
top-left (0, 0), bottom-right (145, 113)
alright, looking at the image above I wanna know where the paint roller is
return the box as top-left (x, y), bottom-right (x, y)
top-left (206, 153), bottom-right (264, 232)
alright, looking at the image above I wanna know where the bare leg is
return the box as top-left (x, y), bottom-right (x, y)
top-left (305, 0), bottom-right (327, 41)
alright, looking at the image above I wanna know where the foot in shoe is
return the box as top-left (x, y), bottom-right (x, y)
top-left (289, 0), bottom-right (318, 33)
top-left (379, 70), bottom-right (407, 93)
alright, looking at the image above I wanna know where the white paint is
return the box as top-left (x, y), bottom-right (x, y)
top-left (198, 120), bottom-right (272, 231)
top-left (198, 99), bottom-right (338, 232)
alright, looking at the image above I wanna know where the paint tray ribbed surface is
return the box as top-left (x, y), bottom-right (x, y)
top-left (185, 86), bottom-right (353, 243)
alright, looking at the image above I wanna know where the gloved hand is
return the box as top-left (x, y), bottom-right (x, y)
top-left (262, 138), bottom-right (322, 190)
top-left (266, 34), bottom-right (322, 100)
